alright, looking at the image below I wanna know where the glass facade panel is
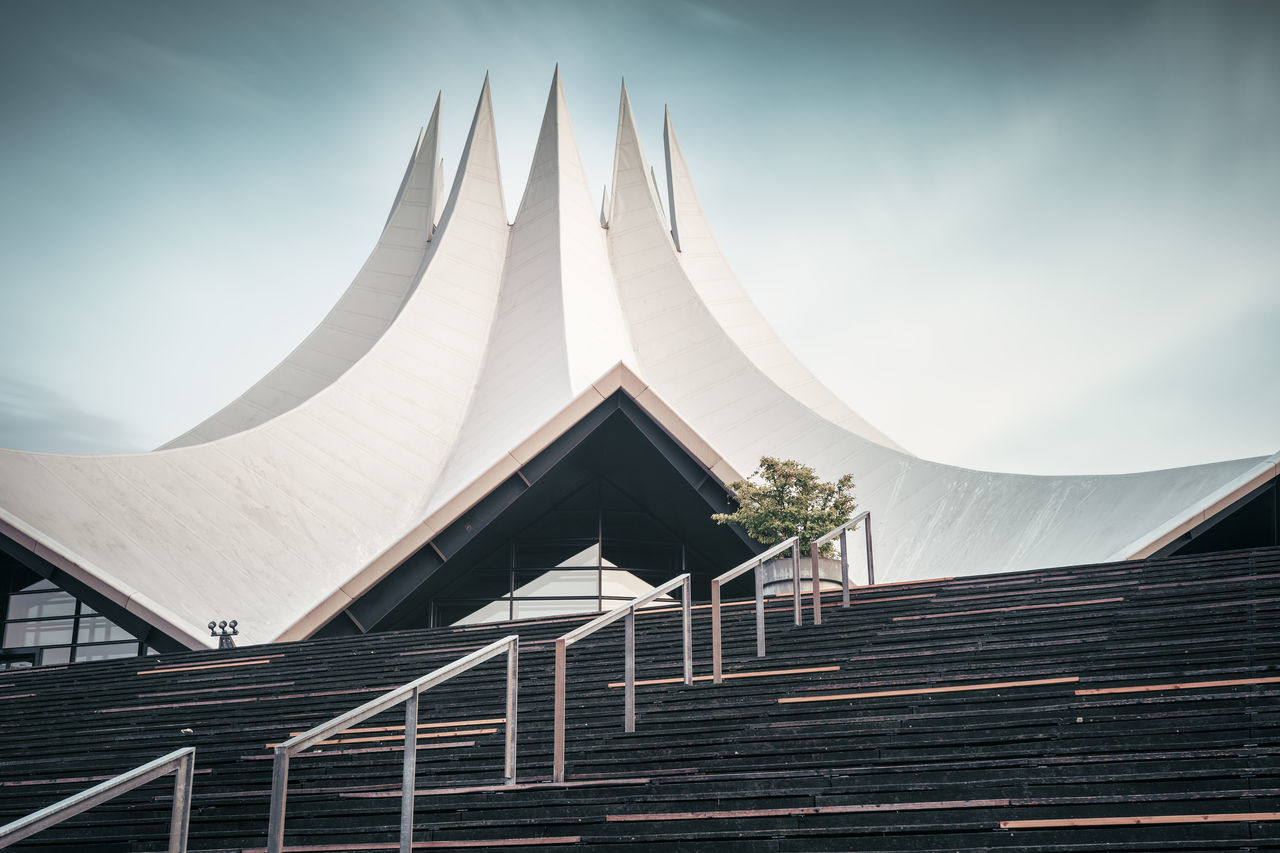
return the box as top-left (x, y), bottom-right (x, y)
top-left (7, 590), bottom-right (76, 619)
top-left (511, 598), bottom-right (601, 620)
top-left (40, 647), bottom-right (72, 666)
top-left (75, 643), bottom-right (141, 663)
top-left (2, 579), bottom-right (142, 667)
top-left (77, 617), bottom-right (135, 644)
top-left (514, 571), bottom-right (599, 597)
top-left (5, 619), bottom-right (75, 647)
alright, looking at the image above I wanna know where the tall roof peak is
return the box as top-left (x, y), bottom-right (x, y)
top-left (485, 69), bottom-right (635, 397)
top-left (436, 72), bottom-right (506, 234)
top-left (422, 92), bottom-right (443, 237)
top-left (512, 67), bottom-right (576, 223)
top-left (662, 107), bottom-right (688, 252)
top-left (608, 78), bottom-right (667, 236)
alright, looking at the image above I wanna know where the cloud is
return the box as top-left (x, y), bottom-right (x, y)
top-left (0, 379), bottom-right (150, 454)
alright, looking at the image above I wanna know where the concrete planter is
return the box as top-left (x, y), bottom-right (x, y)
top-left (760, 555), bottom-right (846, 597)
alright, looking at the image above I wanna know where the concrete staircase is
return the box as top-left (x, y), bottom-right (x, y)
top-left (1, 546), bottom-right (1277, 850)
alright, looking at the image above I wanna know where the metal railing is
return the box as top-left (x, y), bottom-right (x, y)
top-left (266, 635), bottom-right (518, 853)
top-left (0, 747), bottom-right (194, 851)
top-left (552, 574), bottom-right (691, 783)
top-left (710, 537), bottom-right (800, 684)
top-left (809, 510), bottom-right (874, 626)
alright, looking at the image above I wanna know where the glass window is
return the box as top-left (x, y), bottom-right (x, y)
top-left (511, 598), bottom-right (600, 620)
top-left (6, 590), bottom-right (76, 620)
top-left (40, 647), bottom-right (72, 666)
top-left (1, 579), bottom-right (142, 667)
top-left (76, 617), bottom-right (135, 644)
top-left (74, 643), bottom-right (140, 663)
top-left (513, 571), bottom-right (599, 597)
top-left (5, 619), bottom-right (75, 647)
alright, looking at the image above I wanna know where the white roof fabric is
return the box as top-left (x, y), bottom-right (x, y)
top-left (1, 72), bottom-right (1275, 650)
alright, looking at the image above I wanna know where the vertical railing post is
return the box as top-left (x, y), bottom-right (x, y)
top-left (810, 543), bottom-right (822, 625)
top-left (266, 750), bottom-right (289, 853)
top-left (754, 560), bottom-right (766, 657)
top-left (624, 609), bottom-right (636, 733)
top-left (711, 580), bottom-right (724, 683)
top-left (168, 750), bottom-right (194, 853)
top-left (791, 541), bottom-right (802, 625)
top-left (681, 576), bottom-right (692, 685)
top-left (839, 528), bottom-right (850, 606)
top-left (865, 513), bottom-right (875, 585)
top-left (504, 639), bottom-right (518, 784)
top-left (553, 638), bottom-right (567, 783)
top-left (399, 686), bottom-right (419, 853)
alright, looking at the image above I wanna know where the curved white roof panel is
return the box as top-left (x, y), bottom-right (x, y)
top-left (1, 72), bottom-right (1274, 650)
top-left (158, 96), bottom-right (448, 450)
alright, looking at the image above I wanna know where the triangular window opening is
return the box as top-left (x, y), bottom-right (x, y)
top-left (430, 477), bottom-right (689, 627)
top-left (1, 572), bottom-right (148, 669)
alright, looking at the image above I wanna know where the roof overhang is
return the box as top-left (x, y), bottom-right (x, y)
top-left (0, 510), bottom-right (205, 650)
top-left (1113, 450), bottom-right (1280, 561)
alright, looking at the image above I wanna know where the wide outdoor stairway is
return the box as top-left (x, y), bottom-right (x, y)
top-left (1, 546), bottom-right (1278, 851)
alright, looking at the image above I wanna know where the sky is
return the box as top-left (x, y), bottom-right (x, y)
top-left (0, 0), bottom-right (1276, 475)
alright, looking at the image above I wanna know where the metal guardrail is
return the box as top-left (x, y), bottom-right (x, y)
top-left (0, 747), bottom-right (195, 851)
top-left (809, 510), bottom-right (874, 626)
top-left (552, 574), bottom-right (691, 783)
top-left (710, 537), bottom-right (800, 684)
top-left (266, 635), bottom-right (518, 853)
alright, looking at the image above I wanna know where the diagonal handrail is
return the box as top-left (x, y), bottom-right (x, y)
top-left (266, 635), bottom-right (518, 853)
top-left (710, 537), bottom-right (800, 684)
top-left (809, 510), bottom-right (874, 625)
top-left (553, 574), bottom-right (691, 783)
top-left (0, 747), bottom-right (195, 851)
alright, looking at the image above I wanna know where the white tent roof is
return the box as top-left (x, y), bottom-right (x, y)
top-left (1, 72), bottom-right (1275, 650)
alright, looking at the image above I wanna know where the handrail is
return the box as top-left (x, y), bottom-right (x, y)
top-left (809, 510), bottom-right (874, 626)
top-left (553, 574), bottom-right (691, 782)
top-left (0, 747), bottom-right (194, 851)
top-left (710, 537), bottom-right (800, 684)
top-left (266, 635), bottom-right (518, 853)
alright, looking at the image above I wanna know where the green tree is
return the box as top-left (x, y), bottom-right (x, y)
top-left (712, 457), bottom-right (857, 556)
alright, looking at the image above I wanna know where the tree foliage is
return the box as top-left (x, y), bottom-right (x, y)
top-left (712, 457), bottom-right (857, 556)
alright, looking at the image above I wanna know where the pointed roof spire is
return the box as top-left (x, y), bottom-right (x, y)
top-left (513, 65), bottom-right (570, 223)
top-left (663, 106), bottom-right (685, 251)
top-left (501, 67), bottom-right (635, 392)
top-left (435, 71), bottom-right (507, 234)
top-left (380, 93), bottom-right (441, 235)
top-left (422, 92), bottom-right (442, 239)
top-left (607, 79), bottom-right (668, 238)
